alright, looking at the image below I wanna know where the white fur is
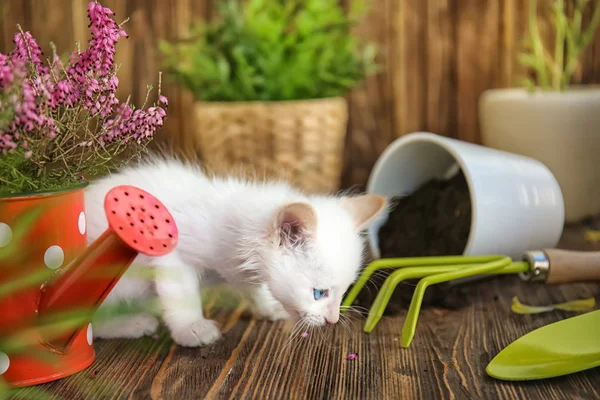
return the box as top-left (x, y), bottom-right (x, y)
top-left (85, 158), bottom-right (385, 347)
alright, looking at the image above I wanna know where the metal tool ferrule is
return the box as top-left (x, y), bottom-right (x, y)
top-left (519, 250), bottom-right (550, 282)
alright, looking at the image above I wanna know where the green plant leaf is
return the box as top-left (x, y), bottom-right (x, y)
top-left (158, 0), bottom-right (378, 101)
top-left (511, 296), bottom-right (596, 314)
top-left (517, 0), bottom-right (600, 90)
top-left (349, 0), bottom-right (369, 20)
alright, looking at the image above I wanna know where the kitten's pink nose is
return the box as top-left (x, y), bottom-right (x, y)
top-left (325, 314), bottom-right (339, 325)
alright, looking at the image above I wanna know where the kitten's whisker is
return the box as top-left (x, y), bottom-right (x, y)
top-left (314, 325), bottom-right (331, 349)
top-left (280, 317), bottom-right (307, 354)
top-left (340, 305), bottom-right (370, 314)
top-left (343, 307), bottom-right (368, 317)
top-left (370, 273), bottom-right (389, 287)
top-left (400, 281), bottom-right (418, 287)
top-left (338, 315), bottom-right (353, 336)
top-left (343, 314), bottom-right (364, 327)
top-left (288, 318), bottom-right (304, 339)
top-left (346, 315), bottom-right (362, 332)
top-left (363, 283), bottom-right (375, 298)
top-left (280, 318), bottom-right (308, 354)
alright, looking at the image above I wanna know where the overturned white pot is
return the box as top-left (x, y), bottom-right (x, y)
top-left (366, 132), bottom-right (564, 261)
top-left (479, 86), bottom-right (600, 222)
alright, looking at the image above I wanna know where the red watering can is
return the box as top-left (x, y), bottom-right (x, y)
top-left (0, 184), bottom-right (178, 388)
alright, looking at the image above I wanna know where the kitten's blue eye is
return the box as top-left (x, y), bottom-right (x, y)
top-left (313, 288), bottom-right (329, 300)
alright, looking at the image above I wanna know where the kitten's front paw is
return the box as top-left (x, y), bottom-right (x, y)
top-left (171, 319), bottom-right (222, 347)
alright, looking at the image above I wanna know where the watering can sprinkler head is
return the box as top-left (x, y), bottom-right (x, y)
top-left (37, 185), bottom-right (178, 350)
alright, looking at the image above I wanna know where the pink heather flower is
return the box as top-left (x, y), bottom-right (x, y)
top-left (99, 76), bottom-right (120, 117)
top-left (50, 53), bottom-right (62, 73)
top-left (41, 117), bottom-right (58, 139)
top-left (1, 77), bottom-right (58, 151)
top-left (0, 1), bottom-right (168, 156)
top-left (68, 2), bottom-right (127, 80)
top-left (102, 102), bottom-right (133, 142)
top-left (0, 54), bottom-right (26, 88)
top-left (0, 133), bottom-right (18, 151)
top-left (13, 82), bottom-right (40, 131)
top-left (102, 102), bottom-right (167, 144)
top-left (62, 2), bottom-right (128, 118)
top-left (12, 31), bottom-right (49, 75)
top-left (32, 75), bottom-right (52, 100)
top-left (0, 54), bottom-right (13, 87)
top-left (159, 95), bottom-right (168, 107)
top-left (49, 80), bottom-right (79, 108)
top-left (69, 50), bottom-right (79, 66)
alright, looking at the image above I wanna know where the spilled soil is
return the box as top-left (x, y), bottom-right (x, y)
top-left (353, 170), bottom-right (473, 314)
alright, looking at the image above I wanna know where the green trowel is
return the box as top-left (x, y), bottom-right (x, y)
top-left (486, 308), bottom-right (600, 381)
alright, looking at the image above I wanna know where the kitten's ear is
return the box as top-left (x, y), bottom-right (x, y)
top-left (340, 195), bottom-right (388, 231)
top-left (275, 202), bottom-right (317, 247)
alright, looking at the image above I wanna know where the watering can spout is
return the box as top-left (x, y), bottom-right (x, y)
top-left (37, 185), bottom-right (178, 350)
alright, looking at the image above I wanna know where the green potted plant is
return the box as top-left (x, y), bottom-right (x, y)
top-left (159, 0), bottom-right (377, 194)
top-left (479, 0), bottom-right (600, 222)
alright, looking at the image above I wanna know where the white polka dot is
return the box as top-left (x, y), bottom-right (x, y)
top-left (86, 323), bottom-right (93, 345)
top-left (0, 223), bottom-right (12, 248)
top-left (78, 212), bottom-right (86, 235)
top-left (44, 245), bottom-right (64, 269)
top-left (0, 352), bottom-right (9, 374)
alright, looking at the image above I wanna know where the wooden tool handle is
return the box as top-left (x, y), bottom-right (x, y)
top-left (544, 249), bottom-right (600, 284)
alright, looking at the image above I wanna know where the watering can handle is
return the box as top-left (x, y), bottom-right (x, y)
top-left (542, 249), bottom-right (600, 284)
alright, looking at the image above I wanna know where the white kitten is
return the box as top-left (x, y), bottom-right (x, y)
top-left (84, 158), bottom-right (387, 347)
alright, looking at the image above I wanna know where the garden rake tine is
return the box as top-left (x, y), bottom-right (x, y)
top-left (363, 265), bottom-right (461, 333)
top-left (341, 255), bottom-right (503, 310)
top-left (364, 259), bottom-right (529, 333)
top-left (401, 256), bottom-right (513, 348)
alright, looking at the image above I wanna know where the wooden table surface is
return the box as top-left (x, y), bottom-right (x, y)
top-left (5, 225), bottom-right (600, 400)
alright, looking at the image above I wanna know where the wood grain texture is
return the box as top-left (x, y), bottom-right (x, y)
top-left (426, 0), bottom-right (456, 139)
top-left (3, 225), bottom-right (599, 399)
top-left (456, 0), bottom-right (501, 144)
top-left (0, 0), bottom-right (599, 189)
top-left (342, 0), bottom-right (397, 190)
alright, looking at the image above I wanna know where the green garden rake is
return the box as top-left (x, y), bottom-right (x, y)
top-left (341, 249), bottom-right (600, 348)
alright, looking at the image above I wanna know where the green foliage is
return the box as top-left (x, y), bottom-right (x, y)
top-left (519, 0), bottom-right (600, 91)
top-left (0, 99), bottom-right (14, 132)
top-left (159, 0), bottom-right (378, 102)
top-left (0, 149), bottom-right (83, 196)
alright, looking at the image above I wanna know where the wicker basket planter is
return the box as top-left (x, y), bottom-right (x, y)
top-left (193, 97), bottom-right (349, 194)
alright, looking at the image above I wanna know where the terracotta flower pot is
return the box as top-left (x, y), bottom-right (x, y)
top-left (0, 184), bottom-right (94, 387)
top-left (479, 86), bottom-right (600, 222)
top-left (193, 97), bottom-right (349, 194)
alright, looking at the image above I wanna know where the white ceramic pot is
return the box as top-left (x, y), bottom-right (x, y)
top-left (479, 86), bottom-right (600, 222)
top-left (366, 132), bottom-right (564, 261)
